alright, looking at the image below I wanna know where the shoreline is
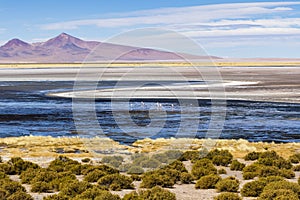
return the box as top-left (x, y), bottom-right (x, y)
top-left (0, 61), bottom-right (300, 68)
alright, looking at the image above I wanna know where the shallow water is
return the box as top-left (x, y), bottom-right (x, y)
top-left (0, 81), bottom-right (299, 144)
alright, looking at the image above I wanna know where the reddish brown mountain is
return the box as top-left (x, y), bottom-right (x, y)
top-left (0, 33), bottom-right (219, 63)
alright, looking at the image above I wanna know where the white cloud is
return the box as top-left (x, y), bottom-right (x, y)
top-left (184, 27), bottom-right (300, 37)
top-left (41, 2), bottom-right (300, 30)
top-left (38, 1), bottom-right (300, 58)
top-left (0, 28), bottom-right (6, 34)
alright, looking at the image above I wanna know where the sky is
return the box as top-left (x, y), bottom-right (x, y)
top-left (0, 0), bottom-right (300, 58)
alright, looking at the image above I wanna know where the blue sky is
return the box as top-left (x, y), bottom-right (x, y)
top-left (1, 0), bottom-right (300, 58)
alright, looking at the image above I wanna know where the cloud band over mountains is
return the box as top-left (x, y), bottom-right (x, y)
top-left (41, 2), bottom-right (300, 38)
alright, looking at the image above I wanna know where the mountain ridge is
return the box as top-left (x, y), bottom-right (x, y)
top-left (0, 33), bottom-right (220, 63)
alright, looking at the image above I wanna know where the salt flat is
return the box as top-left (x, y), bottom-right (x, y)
top-left (0, 64), bottom-right (299, 103)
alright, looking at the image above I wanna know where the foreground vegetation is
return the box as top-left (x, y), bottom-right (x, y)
top-left (0, 147), bottom-right (300, 199)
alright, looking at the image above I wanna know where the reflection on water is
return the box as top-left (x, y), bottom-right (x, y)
top-left (0, 81), bottom-right (299, 144)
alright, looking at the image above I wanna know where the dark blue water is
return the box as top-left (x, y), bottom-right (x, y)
top-left (0, 81), bottom-right (299, 144)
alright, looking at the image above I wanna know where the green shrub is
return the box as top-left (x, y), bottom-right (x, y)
top-left (218, 169), bottom-right (227, 174)
top-left (0, 188), bottom-right (9, 199)
top-left (152, 153), bottom-right (169, 163)
top-left (60, 180), bottom-right (92, 197)
top-left (97, 164), bottom-right (119, 174)
top-left (259, 165), bottom-right (280, 177)
top-left (280, 169), bottom-right (295, 179)
top-left (293, 165), bottom-right (300, 171)
top-left (123, 191), bottom-right (139, 200)
top-left (130, 174), bottom-right (141, 181)
top-left (49, 172), bottom-right (77, 191)
top-left (289, 153), bottom-right (300, 164)
top-left (273, 158), bottom-right (292, 169)
top-left (206, 149), bottom-right (233, 166)
top-left (48, 156), bottom-right (81, 172)
top-left (180, 172), bottom-right (193, 184)
top-left (139, 186), bottom-right (176, 200)
top-left (179, 150), bottom-right (200, 162)
top-left (140, 158), bottom-right (161, 168)
top-left (243, 163), bottom-right (289, 179)
top-left (0, 163), bottom-right (14, 175)
top-left (7, 191), bottom-right (33, 200)
top-left (84, 169), bottom-right (107, 183)
top-left (215, 177), bottom-right (239, 193)
top-left (195, 174), bottom-right (221, 189)
top-left (43, 194), bottom-right (69, 200)
top-left (261, 176), bottom-right (285, 183)
top-left (212, 156), bottom-right (232, 167)
top-left (124, 186), bottom-right (176, 200)
top-left (244, 151), bottom-right (261, 161)
top-left (132, 155), bottom-right (149, 166)
top-left (118, 163), bottom-right (132, 173)
top-left (230, 160), bottom-right (245, 171)
top-left (81, 158), bottom-right (91, 163)
top-left (241, 180), bottom-right (267, 197)
top-left (1, 181), bottom-right (26, 195)
top-left (261, 181), bottom-right (300, 198)
top-left (7, 157), bottom-right (40, 175)
top-left (191, 159), bottom-right (217, 180)
top-left (131, 153), bottom-right (147, 160)
top-left (20, 168), bottom-right (41, 184)
top-left (242, 163), bottom-right (261, 179)
top-left (214, 192), bottom-right (242, 200)
top-left (94, 193), bottom-right (121, 200)
top-left (257, 157), bottom-right (274, 166)
top-left (31, 170), bottom-right (58, 183)
top-left (102, 156), bottom-right (123, 168)
top-left (242, 175), bottom-right (285, 197)
top-left (164, 160), bottom-right (188, 173)
top-left (140, 169), bottom-right (179, 188)
top-left (31, 181), bottom-right (52, 193)
top-left (73, 187), bottom-right (121, 200)
top-left (259, 189), bottom-right (299, 200)
top-left (259, 151), bottom-right (280, 160)
top-left (258, 157), bottom-right (292, 169)
top-left (140, 160), bottom-right (186, 188)
top-left (81, 164), bottom-right (118, 175)
top-left (0, 171), bottom-right (8, 179)
top-left (164, 150), bottom-right (183, 160)
top-left (98, 174), bottom-right (133, 191)
top-left (127, 166), bottom-right (144, 175)
top-left (48, 156), bottom-right (82, 174)
top-left (243, 172), bottom-right (257, 180)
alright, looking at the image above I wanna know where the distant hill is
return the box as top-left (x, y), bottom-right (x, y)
top-left (0, 33), bottom-right (220, 63)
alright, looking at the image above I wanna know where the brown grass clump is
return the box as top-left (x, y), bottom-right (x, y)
top-left (191, 158), bottom-right (217, 180)
top-left (215, 177), bottom-right (239, 193)
top-left (214, 192), bottom-right (242, 200)
top-left (123, 186), bottom-right (176, 200)
top-left (195, 174), bottom-right (221, 189)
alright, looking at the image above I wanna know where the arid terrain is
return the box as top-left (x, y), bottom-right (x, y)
top-left (1, 136), bottom-right (300, 200)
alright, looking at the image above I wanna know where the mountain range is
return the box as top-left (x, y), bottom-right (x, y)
top-left (0, 33), bottom-right (219, 63)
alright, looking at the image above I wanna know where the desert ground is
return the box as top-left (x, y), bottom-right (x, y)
top-left (1, 136), bottom-right (300, 200)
